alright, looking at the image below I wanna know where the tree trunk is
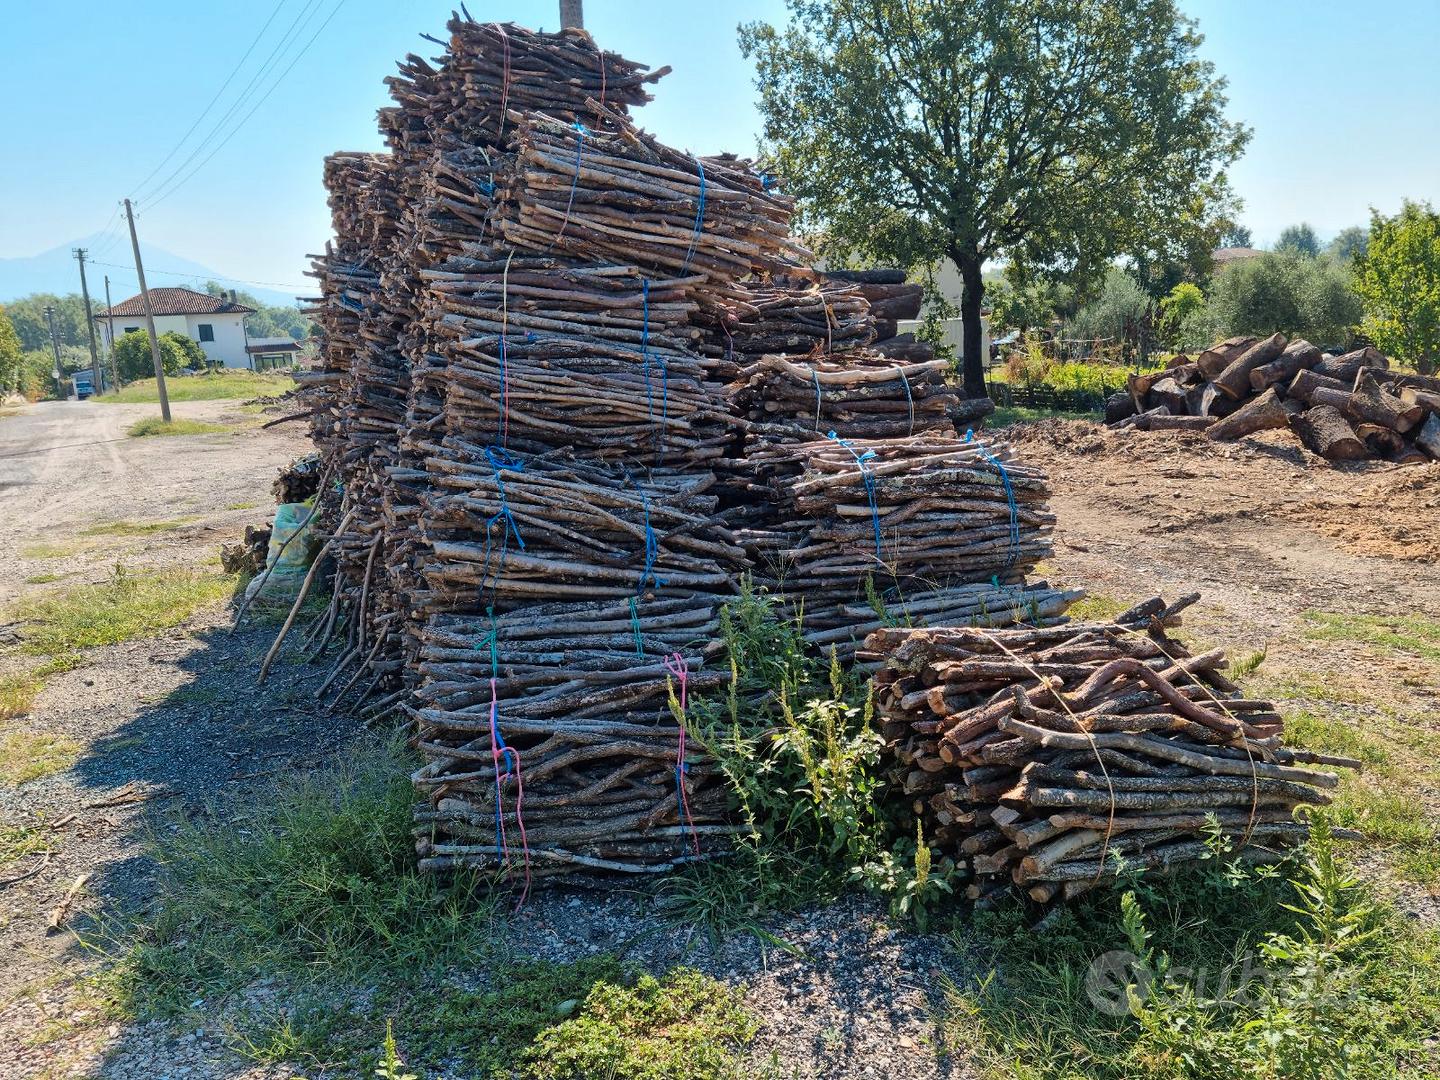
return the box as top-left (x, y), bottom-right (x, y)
top-left (1289, 405), bottom-right (1370, 460)
top-left (1214, 332), bottom-right (1287, 398)
top-left (1205, 385), bottom-right (1298, 441)
top-left (1347, 369), bottom-right (1425, 432)
top-left (1248, 339), bottom-right (1321, 392)
top-left (957, 254), bottom-right (986, 399)
top-left (1288, 368), bottom-right (1349, 404)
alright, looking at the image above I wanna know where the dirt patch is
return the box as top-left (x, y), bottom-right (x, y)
top-left (1287, 461), bottom-right (1440, 562)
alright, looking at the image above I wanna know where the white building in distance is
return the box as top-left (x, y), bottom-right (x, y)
top-left (96, 287), bottom-right (256, 369)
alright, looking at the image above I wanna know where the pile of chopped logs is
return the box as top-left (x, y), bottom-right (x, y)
top-left (868, 594), bottom-right (1361, 905)
top-left (286, 14), bottom-right (1060, 887)
top-left (1109, 334), bottom-right (1440, 464)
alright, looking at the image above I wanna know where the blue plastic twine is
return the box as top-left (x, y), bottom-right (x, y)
top-left (895, 368), bottom-right (915, 435)
top-left (680, 157), bottom-right (707, 275)
top-left (554, 121), bottom-right (587, 243)
top-left (479, 446), bottom-right (526, 597)
top-left (826, 431), bottom-right (882, 559)
top-left (965, 429), bottom-right (1021, 569)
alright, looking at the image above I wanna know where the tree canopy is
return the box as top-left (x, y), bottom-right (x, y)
top-left (1219, 222), bottom-right (1253, 248)
top-left (1327, 226), bottom-right (1369, 263)
top-left (1209, 251), bottom-right (1361, 348)
top-left (112, 329), bottom-right (189, 381)
top-left (740, 0), bottom-right (1249, 394)
top-left (201, 281), bottom-right (312, 340)
top-left (1275, 223), bottom-right (1321, 258)
top-left (1355, 199), bottom-right (1440, 373)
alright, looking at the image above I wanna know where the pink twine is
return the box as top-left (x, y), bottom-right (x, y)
top-left (664, 653), bottom-right (701, 856)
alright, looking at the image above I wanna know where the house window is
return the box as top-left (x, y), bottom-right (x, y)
top-left (197, 324), bottom-right (215, 342)
top-left (124, 326), bottom-right (140, 334)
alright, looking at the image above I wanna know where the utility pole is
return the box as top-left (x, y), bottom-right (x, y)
top-left (559, 0), bottom-right (583, 29)
top-left (72, 247), bottom-right (103, 394)
top-left (123, 198), bottom-right (172, 422)
top-left (43, 305), bottom-right (65, 399)
top-left (104, 275), bottom-right (120, 388)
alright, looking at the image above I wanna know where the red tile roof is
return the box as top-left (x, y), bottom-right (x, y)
top-left (97, 287), bottom-right (256, 318)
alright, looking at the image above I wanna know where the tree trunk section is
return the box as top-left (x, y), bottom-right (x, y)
top-left (1416, 412), bottom-right (1440, 459)
top-left (1313, 346), bottom-right (1387, 383)
top-left (1289, 405), bottom-right (1370, 460)
top-left (1205, 385), bottom-right (1298, 440)
top-left (1288, 368), bottom-right (1348, 404)
top-left (1196, 336), bottom-right (1256, 380)
top-left (1347, 369), bottom-right (1425, 432)
top-left (1214, 332), bottom-right (1286, 399)
top-left (1248, 339), bottom-right (1321, 392)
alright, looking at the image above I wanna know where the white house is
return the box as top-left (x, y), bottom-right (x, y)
top-left (96, 287), bottom-right (256, 369)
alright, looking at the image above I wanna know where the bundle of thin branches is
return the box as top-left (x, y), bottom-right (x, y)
top-left (693, 275), bottom-right (873, 368)
top-left (417, 441), bottom-right (741, 610)
top-left (411, 594), bottom-right (733, 880)
top-left (867, 595), bottom-right (1362, 906)
top-left (732, 352), bottom-right (960, 442)
top-left (493, 103), bottom-right (808, 289)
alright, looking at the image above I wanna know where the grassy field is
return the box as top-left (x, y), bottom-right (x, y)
top-left (127, 417), bottom-right (230, 437)
top-left (100, 370), bottom-right (294, 404)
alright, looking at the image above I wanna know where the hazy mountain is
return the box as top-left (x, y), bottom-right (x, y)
top-left (0, 234), bottom-right (300, 308)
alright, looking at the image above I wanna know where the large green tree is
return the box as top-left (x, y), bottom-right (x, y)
top-left (1355, 200), bottom-right (1440, 374)
top-left (201, 281), bottom-right (313, 340)
top-left (1275, 223), bottom-right (1320, 258)
top-left (740, 0), bottom-right (1249, 395)
top-left (1209, 252), bottom-right (1361, 348)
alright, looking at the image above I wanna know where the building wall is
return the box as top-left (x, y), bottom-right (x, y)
top-left (98, 313), bottom-right (250, 368)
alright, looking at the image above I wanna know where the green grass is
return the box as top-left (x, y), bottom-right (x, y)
top-left (8, 566), bottom-right (234, 657)
top-left (1284, 710), bottom-right (1440, 885)
top-left (100, 370), bottom-right (294, 404)
top-left (89, 738), bottom-right (758, 1078)
top-left (127, 417), bottom-right (228, 437)
top-left (1301, 610), bottom-right (1440, 662)
top-left (986, 405), bottom-right (1098, 428)
top-left (1, 729), bottom-right (80, 785)
top-left (1065, 593), bottom-right (1129, 622)
top-left (78, 518), bottom-right (197, 537)
top-left (19, 541), bottom-right (87, 560)
top-left (22, 572), bottom-right (65, 585)
top-left (943, 829), bottom-right (1440, 1079)
top-left (0, 822), bottom-right (48, 867)
top-left (0, 670), bottom-right (44, 721)
top-left (226, 501), bottom-right (259, 511)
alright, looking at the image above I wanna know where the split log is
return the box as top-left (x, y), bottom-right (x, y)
top-left (1288, 405), bottom-right (1370, 461)
top-left (1397, 386), bottom-right (1440, 415)
top-left (1198, 382), bottom-right (1240, 418)
top-left (1205, 386), bottom-right (1298, 441)
top-left (1416, 412), bottom-right (1440, 459)
top-left (1105, 392), bottom-right (1137, 425)
top-left (1146, 376), bottom-right (1190, 415)
top-left (1355, 423), bottom-right (1408, 459)
top-left (1146, 415), bottom-right (1215, 432)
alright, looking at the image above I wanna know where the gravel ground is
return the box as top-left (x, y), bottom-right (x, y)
top-left (2, 406), bottom-right (1436, 1077)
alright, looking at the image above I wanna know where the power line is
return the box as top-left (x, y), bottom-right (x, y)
top-left (139, 0), bottom-right (347, 212)
top-left (87, 258), bottom-right (310, 293)
top-left (134, 0), bottom-right (332, 207)
top-left (127, 0), bottom-right (291, 199)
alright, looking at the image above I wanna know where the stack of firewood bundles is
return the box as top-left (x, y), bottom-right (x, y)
top-left (868, 595), bottom-right (1361, 906)
top-left (1110, 334), bottom-right (1440, 464)
top-left (731, 433), bottom-right (1058, 658)
top-left (418, 247), bottom-right (737, 461)
top-left (492, 104), bottom-right (810, 289)
top-left (730, 353), bottom-right (961, 441)
top-left (411, 596), bottom-right (737, 879)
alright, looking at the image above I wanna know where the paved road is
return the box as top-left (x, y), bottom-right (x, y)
top-left (0, 399), bottom-right (309, 602)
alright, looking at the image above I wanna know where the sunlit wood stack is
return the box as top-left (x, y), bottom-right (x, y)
top-left (868, 595), bottom-right (1361, 906)
top-left (1111, 334), bottom-right (1440, 463)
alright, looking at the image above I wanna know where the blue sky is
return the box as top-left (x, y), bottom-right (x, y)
top-left (1, 0), bottom-right (1436, 299)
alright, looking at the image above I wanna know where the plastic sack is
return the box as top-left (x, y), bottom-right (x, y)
top-left (242, 501), bottom-right (318, 608)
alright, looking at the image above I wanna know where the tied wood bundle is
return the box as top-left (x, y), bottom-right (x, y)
top-left (420, 250), bottom-right (737, 462)
top-left (411, 596), bottom-right (735, 880)
top-left (867, 595), bottom-right (1362, 905)
top-left (732, 353), bottom-right (961, 442)
top-left (743, 433), bottom-right (1053, 608)
top-left (417, 441), bottom-right (742, 610)
top-left (693, 275), bottom-right (875, 365)
top-left (494, 104), bottom-right (809, 288)
top-left (1110, 334), bottom-right (1440, 464)
top-left (804, 580), bottom-right (1085, 663)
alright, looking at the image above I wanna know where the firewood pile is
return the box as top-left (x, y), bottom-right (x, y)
top-left (1109, 334), bottom-right (1440, 464)
top-left (867, 594), bottom-right (1361, 906)
top-left (284, 14), bottom-right (1068, 888)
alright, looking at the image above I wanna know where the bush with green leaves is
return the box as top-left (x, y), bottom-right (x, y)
top-left (1355, 199), bottom-right (1440, 373)
top-left (111, 329), bottom-right (187, 381)
top-left (1065, 268), bottom-right (1152, 345)
top-left (1208, 251), bottom-right (1362, 348)
top-left (161, 330), bottom-right (207, 370)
